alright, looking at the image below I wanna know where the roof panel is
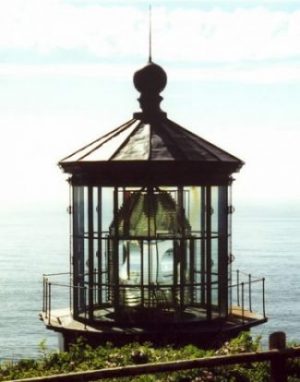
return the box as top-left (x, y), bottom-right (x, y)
top-left (61, 119), bottom-right (139, 163)
top-left (165, 120), bottom-right (241, 163)
top-left (60, 117), bottom-right (243, 174)
top-left (150, 128), bottom-right (176, 160)
top-left (112, 123), bottom-right (150, 161)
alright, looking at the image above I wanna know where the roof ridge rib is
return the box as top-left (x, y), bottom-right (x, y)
top-left (75, 119), bottom-right (138, 162)
top-left (166, 119), bottom-right (221, 161)
top-left (60, 118), bottom-right (135, 162)
top-left (109, 121), bottom-right (144, 160)
top-left (152, 121), bottom-right (189, 160)
top-left (167, 119), bottom-right (244, 163)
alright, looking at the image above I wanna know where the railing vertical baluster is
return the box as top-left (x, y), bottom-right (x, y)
top-left (70, 282), bottom-right (72, 314)
top-left (48, 282), bottom-right (52, 325)
top-left (241, 282), bottom-right (244, 324)
top-left (69, 272), bottom-right (72, 314)
top-left (237, 270), bottom-right (240, 306)
top-left (45, 278), bottom-right (48, 319)
top-left (229, 274), bottom-right (232, 314)
top-left (249, 274), bottom-right (252, 312)
top-left (42, 277), bottom-right (45, 313)
top-left (263, 277), bottom-right (266, 318)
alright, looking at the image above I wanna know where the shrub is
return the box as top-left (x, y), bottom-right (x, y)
top-left (0, 332), bottom-right (284, 382)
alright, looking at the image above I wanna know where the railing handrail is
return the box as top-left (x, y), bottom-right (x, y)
top-left (42, 270), bottom-right (266, 323)
top-left (43, 270), bottom-right (264, 283)
top-left (4, 332), bottom-right (295, 382)
top-left (45, 282), bottom-right (84, 290)
top-left (45, 280), bottom-right (264, 290)
top-left (229, 278), bottom-right (264, 288)
top-left (43, 275), bottom-right (265, 288)
top-left (43, 272), bottom-right (71, 277)
top-left (232, 269), bottom-right (263, 283)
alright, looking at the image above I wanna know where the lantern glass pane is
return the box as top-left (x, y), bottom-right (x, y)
top-left (101, 187), bottom-right (114, 234)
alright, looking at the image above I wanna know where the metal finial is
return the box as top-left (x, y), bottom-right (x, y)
top-left (148, 4), bottom-right (152, 63)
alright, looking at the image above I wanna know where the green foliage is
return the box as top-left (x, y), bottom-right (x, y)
top-left (0, 332), bottom-right (294, 381)
top-left (216, 332), bottom-right (262, 355)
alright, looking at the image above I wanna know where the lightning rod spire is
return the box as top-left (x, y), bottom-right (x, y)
top-left (148, 4), bottom-right (152, 63)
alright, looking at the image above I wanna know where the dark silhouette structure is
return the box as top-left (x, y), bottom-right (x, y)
top-left (41, 60), bottom-right (267, 349)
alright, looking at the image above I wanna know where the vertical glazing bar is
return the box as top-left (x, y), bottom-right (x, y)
top-left (178, 186), bottom-right (185, 311)
top-left (206, 186), bottom-right (212, 320)
top-left (97, 187), bottom-right (102, 306)
top-left (68, 180), bottom-right (72, 313)
top-left (249, 274), bottom-right (252, 312)
top-left (173, 239), bottom-right (178, 308)
top-left (113, 187), bottom-right (119, 314)
top-left (127, 241), bottom-right (130, 279)
top-left (200, 186), bottom-right (206, 305)
top-left (148, 242), bottom-right (151, 304)
top-left (107, 238), bottom-right (110, 302)
top-left (229, 282), bottom-right (232, 315)
top-left (229, 285), bottom-right (232, 314)
top-left (228, 183), bottom-right (233, 315)
top-left (241, 282), bottom-right (245, 323)
top-left (147, 188), bottom-right (151, 305)
top-left (218, 185), bottom-right (228, 317)
top-left (73, 186), bottom-right (85, 318)
top-left (88, 187), bottom-right (94, 320)
top-left (141, 241), bottom-right (144, 306)
top-left (72, 185), bottom-right (78, 318)
top-left (84, 287), bottom-right (87, 329)
top-left (190, 239), bottom-right (194, 305)
top-left (237, 269), bottom-right (240, 306)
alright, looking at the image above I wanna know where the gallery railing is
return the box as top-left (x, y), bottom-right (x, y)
top-left (230, 269), bottom-right (266, 322)
top-left (42, 269), bottom-right (266, 325)
top-left (42, 272), bottom-right (73, 325)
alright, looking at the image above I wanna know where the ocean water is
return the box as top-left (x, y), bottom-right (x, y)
top-left (0, 202), bottom-right (299, 360)
top-left (233, 203), bottom-right (300, 345)
top-left (0, 206), bottom-right (69, 361)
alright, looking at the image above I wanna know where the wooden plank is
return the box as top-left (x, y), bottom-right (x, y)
top-left (7, 347), bottom-right (300, 382)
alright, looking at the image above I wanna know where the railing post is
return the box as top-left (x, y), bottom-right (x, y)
top-left (69, 282), bottom-right (72, 314)
top-left (69, 273), bottom-right (72, 314)
top-left (262, 277), bottom-right (266, 318)
top-left (248, 274), bottom-right (252, 312)
top-left (42, 277), bottom-right (46, 313)
top-left (269, 331), bottom-right (287, 382)
top-left (236, 270), bottom-right (240, 306)
top-left (48, 282), bottom-right (52, 325)
top-left (42, 277), bottom-right (45, 312)
top-left (241, 282), bottom-right (244, 323)
top-left (229, 274), bottom-right (232, 314)
top-left (45, 278), bottom-right (48, 319)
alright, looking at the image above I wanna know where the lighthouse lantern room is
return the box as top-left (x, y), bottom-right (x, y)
top-left (41, 61), bottom-right (267, 348)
